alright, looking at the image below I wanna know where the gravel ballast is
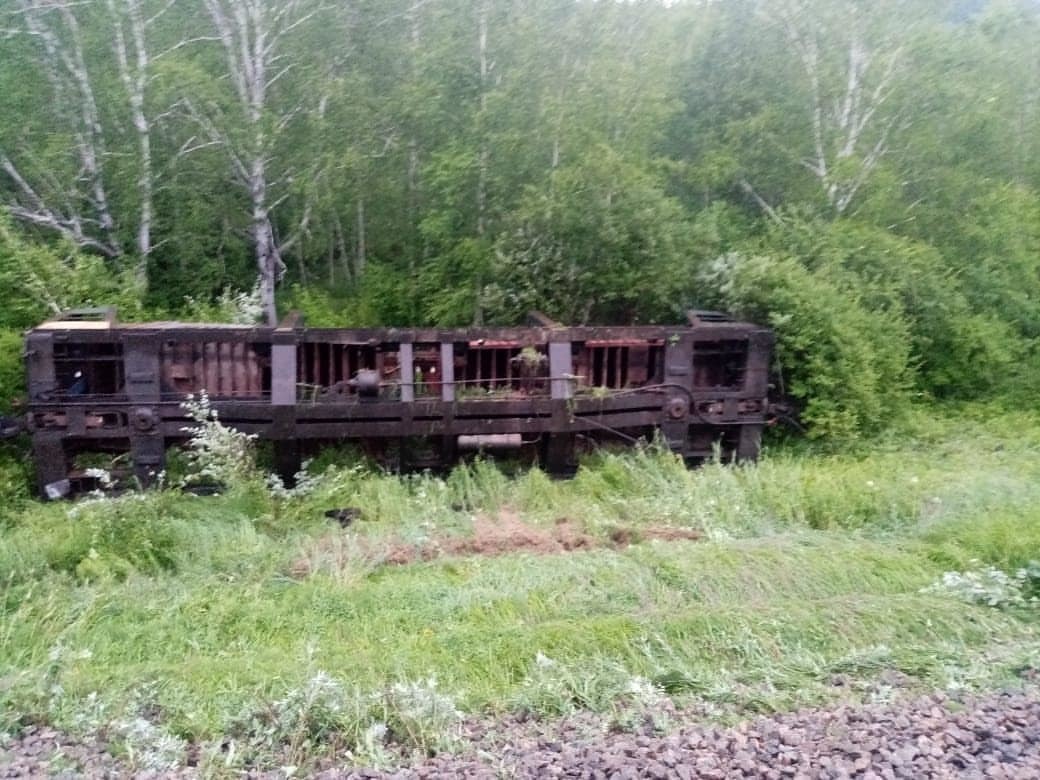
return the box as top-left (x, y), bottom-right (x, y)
top-left (4, 687), bottom-right (1040, 778)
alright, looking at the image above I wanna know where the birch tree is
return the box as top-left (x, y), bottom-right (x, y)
top-left (105, 0), bottom-right (154, 270)
top-left (776, 0), bottom-right (905, 216)
top-left (1, 0), bottom-right (122, 257)
top-left (195, 0), bottom-right (324, 324)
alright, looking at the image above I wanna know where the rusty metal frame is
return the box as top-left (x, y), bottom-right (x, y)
top-left (23, 309), bottom-right (774, 496)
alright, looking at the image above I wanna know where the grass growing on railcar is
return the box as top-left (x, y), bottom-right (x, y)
top-left (1, 406), bottom-right (1039, 771)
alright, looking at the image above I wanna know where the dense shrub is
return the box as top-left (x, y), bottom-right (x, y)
top-left (764, 218), bottom-right (1022, 398)
top-left (0, 329), bottom-right (24, 411)
top-left (488, 149), bottom-right (694, 324)
top-left (46, 493), bottom-right (181, 580)
top-left (701, 251), bottom-right (912, 439)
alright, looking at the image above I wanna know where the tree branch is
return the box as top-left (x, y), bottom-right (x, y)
top-left (739, 179), bottom-right (784, 226)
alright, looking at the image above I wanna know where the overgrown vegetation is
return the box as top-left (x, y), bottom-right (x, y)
top-left (0, 0), bottom-right (1038, 771)
top-left (1, 408), bottom-right (1038, 771)
top-left (0, 0), bottom-right (1038, 436)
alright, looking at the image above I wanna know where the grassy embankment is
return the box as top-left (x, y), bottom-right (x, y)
top-left (1, 406), bottom-right (1039, 770)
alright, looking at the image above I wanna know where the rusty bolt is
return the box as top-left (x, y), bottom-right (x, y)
top-left (666, 396), bottom-right (689, 420)
top-left (131, 407), bottom-right (157, 432)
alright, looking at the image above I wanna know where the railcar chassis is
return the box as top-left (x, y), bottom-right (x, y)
top-left (23, 308), bottom-right (773, 498)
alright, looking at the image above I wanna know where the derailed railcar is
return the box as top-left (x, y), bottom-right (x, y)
top-left (23, 308), bottom-right (773, 498)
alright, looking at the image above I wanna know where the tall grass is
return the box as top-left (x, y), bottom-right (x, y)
top-left (0, 405), bottom-right (1038, 769)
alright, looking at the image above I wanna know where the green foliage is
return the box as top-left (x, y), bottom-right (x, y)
top-left (757, 217), bottom-right (1023, 399)
top-left (0, 409), bottom-right (1038, 768)
top-left (702, 251), bottom-right (912, 439)
top-left (488, 149), bottom-right (693, 324)
top-left (180, 392), bottom-right (260, 489)
top-left (0, 329), bottom-right (25, 411)
top-left (917, 185), bottom-right (1040, 339)
top-left (921, 506), bottom-right (1040, 574)
top-left (0, 0), bottom-right (1039, 440)
top-left (417, 238), bottom-right (492, 326)
top-left (180, 281), bottom-right (264, 325)
top-left (0, 217), bottom-right (142, 329)
top-left (0, 442), bottom-right (31, 513)
top-left (281, 284), bottom-right (351, 327)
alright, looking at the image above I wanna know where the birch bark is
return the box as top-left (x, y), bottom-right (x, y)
top-left (1, 0), bottom-right (122, 257)
top-left (200, 0), bottom-right (320, 324)
top-left (777, 0), bottom-right (903, 217)
top-left (106, 0), bottom-right (155, 280)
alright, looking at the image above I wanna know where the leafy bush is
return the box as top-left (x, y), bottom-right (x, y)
top-left (0, 329), bottom-right (24, 411)
top-left (702, 251), bottom-right (912, 439)
top-left (0, 445), bottom-right (30, 512)
top-left (770, 219), bottom-right (1022, 398)
top-left (489, 148), bottom-right (693, 324)
top-left (943, 185), bottom-right (1040, 341)
top-left (278, 283), bottom-right (346, 327)
top-left (182, 279), bottom-right (264, 324)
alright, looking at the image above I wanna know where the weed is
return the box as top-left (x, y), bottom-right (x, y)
top-left (180, 391), bottom-right (259, 488)
top-left (378, 677), bottom-right (463, 755)
top-left (265, 671), bottom-right (355, 765)
top-left (228, 671), bottom-right (463, 768)
top-left (51, 492), bottom-right (181, 580)
top-left (610, 675), bottom-right (675, 734)
top-left (512, 652), bottom-right (636, 717)
top-left (922, 561), bottom-right (1040, 609)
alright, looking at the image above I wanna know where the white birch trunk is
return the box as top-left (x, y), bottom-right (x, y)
top-left (201, 0), bottom-right (314, 324)
top-left (107, 0), bottom-right (154, 281)
top-left (407, 0), bottom-right (422, 278)
top-left (476, 1), bottom-right (488, 239)
top-left (355, 197), bottom-right (366, 279)
top-left (777, 1), bottom-right (902, 217)
top-left (474, 0), bottom-right (490, 326)
top-left (3, 1), bottom-right (122, 257)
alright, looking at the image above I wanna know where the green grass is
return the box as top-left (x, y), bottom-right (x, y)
top-left (1, 404), bottom-right (1039, 770)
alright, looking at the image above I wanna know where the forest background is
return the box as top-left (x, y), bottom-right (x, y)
top-left (0, 0), bottom-right (1037, 440)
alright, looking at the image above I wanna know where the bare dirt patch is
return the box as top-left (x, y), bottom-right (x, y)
top-left (290, 509), bottom-right (702, 576)
top-left (289, 509), bottom-right (703, 578)
top-left (382, 508), bottom-right (701, 566)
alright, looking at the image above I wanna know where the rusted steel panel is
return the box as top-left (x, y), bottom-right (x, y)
top-left (440, 342), bottom-right (455, 402)
top-left (744, 330), bottom-right (773, 397)
top-left (398, 342), bottom-right (415, 402)
top-left (26, 332), bottom-right (56, 400)
top-left (271, 345), bottom-right (296, 406)
top-left (124, 333), bottom-right (162, 403)
top-left (246, 344), bottom-right (262, 396)
top-left (549, 342), bottom-right (573, 400)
